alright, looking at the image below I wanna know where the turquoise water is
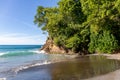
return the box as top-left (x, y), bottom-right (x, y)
top-left (0, 45), bottom-right (69, 80)
top-left (0, 45), bottom-right (48, 77)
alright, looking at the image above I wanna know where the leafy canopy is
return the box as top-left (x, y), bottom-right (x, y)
top-left (34, 0), bottom-right (120, 54)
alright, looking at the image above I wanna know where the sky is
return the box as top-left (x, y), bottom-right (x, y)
top-left (0, 0), bottom-right (58, 45)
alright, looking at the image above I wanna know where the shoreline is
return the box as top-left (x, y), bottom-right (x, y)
top-left (11, 53), bottom-right (79, 74)
top-left (90, 53), bottom-right (120, 60)
top-left (44, 52), bottom-right (120, 80)
top-left (85, 68), bottom-right (120, 80)
top-left (85, 53), bottom-right (120, 80)
top-left (3, 49), bottom-right (120, 80)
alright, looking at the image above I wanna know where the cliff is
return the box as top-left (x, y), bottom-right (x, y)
top-left (41, 38), bottom-right (74, 54)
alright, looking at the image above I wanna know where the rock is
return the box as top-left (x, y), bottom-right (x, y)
top-left (41, 38), bottom-right (73, 54)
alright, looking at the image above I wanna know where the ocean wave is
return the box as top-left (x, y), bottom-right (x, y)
top-left (0, 78), bottom-right (6, 80)
top-left (12, 60), bottom-right (51, 74)
top-left (0, 52), bottom-right (7, 56)
top-left (0, 51), bottom-right (34, 57)
top-left (11, 55), bottom-right (69, 74)
top-left (0, 50), bottom-right (46, 57)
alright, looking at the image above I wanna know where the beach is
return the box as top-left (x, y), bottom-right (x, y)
top-left (1, 45), bottom-right (120, 80)
top-left (84, 53), bottom-right (120, 80)
top-left (85, 69), bottom-right (120, 80)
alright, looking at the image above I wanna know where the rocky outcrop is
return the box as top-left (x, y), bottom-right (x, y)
top-left (41, 38), bottom-right (74, 54)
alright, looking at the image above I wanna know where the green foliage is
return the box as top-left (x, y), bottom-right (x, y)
top-left (89, 31), bottom-right (118, 53)
top-left (80, 0), bottom-right (120, 53)
top-left (65, 34), bottom-right (81, 52)
top-left (34, 0), bottom-right (120, 54)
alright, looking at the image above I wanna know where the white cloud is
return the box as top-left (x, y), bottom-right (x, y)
top-left (0, 33), bottom-right (47, 45)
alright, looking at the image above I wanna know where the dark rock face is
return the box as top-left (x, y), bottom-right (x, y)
top-left (41, 38), bottom-right (74, 54)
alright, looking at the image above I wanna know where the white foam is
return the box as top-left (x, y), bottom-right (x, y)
top-left (0, 49), bottom-right (46, 57)
top-left (13, 60), bottom-right (51, 74)
top-left (0, 51), bottom-right (27, 56)
top-left (0, 52), bottom-right (7, 56)
top-left (0, 51), bottom-right (29, 57)
top-left (39, 50), bottom-right (46, 54)
top-left (29, 50), bottom-right (46, 54)
top-left (0, 78), bottom-right (6, 80)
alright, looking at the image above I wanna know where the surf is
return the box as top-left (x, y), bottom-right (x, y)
top-left (0, 50), bottom-right (45, 58)
top-left (0, 78), bottom-right (6, 80)
top-left (12, 60), bottom-right (51, 74)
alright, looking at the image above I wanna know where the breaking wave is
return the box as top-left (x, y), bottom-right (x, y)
top-left (0, 50), bottom-right (46, 57)
top-left (11, 60), bottom-right (51, 74)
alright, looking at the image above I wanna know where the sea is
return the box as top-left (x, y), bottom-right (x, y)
top-left (0, 45), bottom-right (68, 80)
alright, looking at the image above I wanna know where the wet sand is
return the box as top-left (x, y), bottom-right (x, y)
top-left (91, 53), bottom-right (120, 60)
top-left (85, 69), bottom-right (120, 80)
top-left (85, 53), bottom-right (120, 80)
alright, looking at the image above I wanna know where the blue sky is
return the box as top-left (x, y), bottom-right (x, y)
top-left (0, 0), bottom-right (58, 45)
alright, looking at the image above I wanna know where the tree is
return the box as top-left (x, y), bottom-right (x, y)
top-left (34, 0), bottom-right (120, 54)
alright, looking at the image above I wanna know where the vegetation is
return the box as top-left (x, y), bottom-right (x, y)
top-left (34, 0), bottom-right (120, 54)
